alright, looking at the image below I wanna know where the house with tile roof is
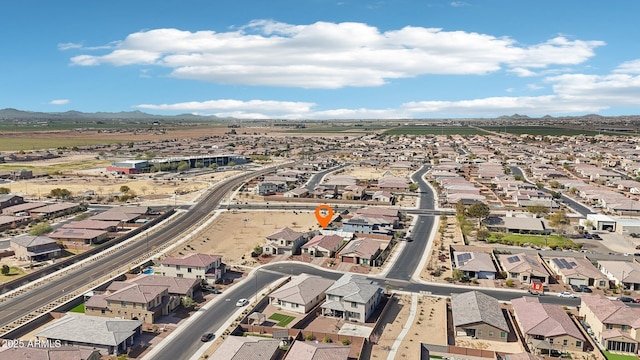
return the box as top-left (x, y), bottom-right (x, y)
top-left (598, 260), bottom-right (640, 291)
top-left (9, 235), bottom-right (61, 262)
top-left (511, 297), bottom-right (586, 355)
top-left (35, 314), bottom-right (142, 356)
top-left (451, 291), bottom-right (510, 342)
top-left (301, 234), bottom-right (345, 257)
top-left (498, 253), bottom-right (551, 285)
top-left (338, 238), bottom-right (385, 266)
top-left (579, 294), bottom-right (640, 354)
top-left (210, 335), bottom-right (281, 360)
top-left (321, 273), bottom-right (383, 323)
top-left (546, 256), bottom-right (608, 288)
top-left (263, 227), bottom-right (308, 255)
top-left (85, 282), bottom-right (169, 324)
top-left (452, 251), bottom-right (498, 280)
top-left (284, 340), bottom-right (351, 360)
top-left (0, 345), bottom-right (101, 360)
top-left (268, 274), bottom-right (334, 314)
top-left (158, 253), bottom-right (225, 283)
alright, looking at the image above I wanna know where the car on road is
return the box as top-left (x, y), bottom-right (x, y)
top-left (236, 298), bottom-right (249, 307)
top-left (617, 296), bottom-right (635, 303)
top-left (200, 332), bottom-right (215, 342)
top-left (557, 291), bottom-right (576, 298)
top-left (404, 237), bottom-right (413, 242)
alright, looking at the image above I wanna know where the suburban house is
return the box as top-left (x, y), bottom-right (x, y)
top-left (211, 336), bottom-right (281, 360)
top-left (284, 341), bottom-right (351, 360)
top-left (85, 274), bottom-right (197, 324)
top-left (158, 253), bottom-right (225, 283)
top-left (546, 256), bottom-right (608, 288)
top-left (301, 234), bottom-right (345, 257)
top-left (598, 260), bottom-right (640, 291)
top-left (29, 202), bottom-right (82, 220)
top-left (451, 291), bottom-right (510, 342)
top-left (452, 251), bottom-right (498, 279)
top-left (0, 194), bottom-right (24, 211)
top-left (256, 181), bottom-right (287, 196)
top-left (263, 227), bottom-right (308, 255)
top-left (484, 216), bottom-right (550, 235)
top-left (579, 294), bottom-right (640, 354)
top-left (268, 274), bottom-right (334, 314)
top-left (61, 219), bottom-right (121, 232)
top-left (48, 228), bottom-right (109, 245)
top-left (35, 314), bottom-right (142, 356)
top-left (1, 201), bottom-right (47, 216)
top-left (511, 297), bottom-right (586, 355)
top-left (0, 346), bottom-right (101, 360)
top-left (9, 235), bottom-right (61, 262)
top-left (321, 273), bottom-right (384, 323)
top-left (85, 282), bottom-right (170, 324)
top-left (498, 253), bottom-right (551, 285)
top-left (284, 187), bottom-right (309, 198)
top-left (338, 238), bottom-right (385, 266)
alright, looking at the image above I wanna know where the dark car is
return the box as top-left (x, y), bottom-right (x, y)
top-left (570, 284), bottom-right (582, 292)
top-left (200, 332), bottom-right (215, 342)
top-left (404, 237), bottom-right (413, 242)
top-left (617, 296), bottom-right (635, 303)
top-left (579, 285), bottom-right (592, 293)
top-left (583, 233), bottom-right (592, 239)
top-left (592, 234), bottom-right (602, 240)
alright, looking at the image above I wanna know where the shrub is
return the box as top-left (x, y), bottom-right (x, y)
top-left (505, 279), bottom-right (515, 288)
top-left (341, 338), bottom-right (351, 345)
top-left (323, 336), bottom-right (332, 343)
top-left (305, 334), bottom-right (315, 341)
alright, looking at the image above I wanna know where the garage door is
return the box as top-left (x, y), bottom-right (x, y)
top-left (568, 278), bottom-right (587, 286)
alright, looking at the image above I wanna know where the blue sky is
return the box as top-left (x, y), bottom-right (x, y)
top-left (3, 0), bottom-right (640, 119)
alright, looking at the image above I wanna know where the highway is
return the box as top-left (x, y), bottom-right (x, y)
top-left (0, 166), bottom-right (280, 333)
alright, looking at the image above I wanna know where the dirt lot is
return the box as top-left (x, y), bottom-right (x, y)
top-left (163, 210), bottom-right (321, 266)
top-left (341, 165), bottom-right (412, 181)
top-left (370, 294), bottom-right (448, 360)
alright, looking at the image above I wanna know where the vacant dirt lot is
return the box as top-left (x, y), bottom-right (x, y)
top-left (163, 210), bottom-right (321, 266)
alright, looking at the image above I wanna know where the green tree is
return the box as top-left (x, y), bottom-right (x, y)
top-left (549, 180), bottom-right (561, 189)
top-left (49, 188), bottom-right (71, 199)
top-left (408, 183), bottom-right (419, 192)
top-left (209, 163), bottom-right (219, 170)
top-left (252, 245), bottom-right (263, 256)
top-left (1, 265), bottom-right (10, 276)
top-left (29, 222), bottom-right (52, 236)
top-left (177, 161), bottom-right (190, 172)
top-left (526, 204), bottom-right (550, 217)
top-left (228, 161), bottom-right (236, 167)
top-left (119, 185), bottom-right (131, 193)
top-left (514, 174), bottom-right (524, 181)
top-left (181, 296), bottom-right (197, 309)
top-left (476, 229), bottom-right (491, 242)
top-left (466, 202), bottom-right (490, 229)
top-left (0, 187), bottom-right (10, 194)
top-left (549, 210), bottom-right (570, 234)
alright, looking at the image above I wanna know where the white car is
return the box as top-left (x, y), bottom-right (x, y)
top-left (557, 291), bottom-right (576, 298)
top-left (235, 298), bottom-right (249, 307)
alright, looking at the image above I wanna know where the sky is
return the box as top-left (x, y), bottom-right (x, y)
top-left (3, 0), bottom-right (640, 120)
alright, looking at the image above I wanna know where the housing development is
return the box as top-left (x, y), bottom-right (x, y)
top-left (1, 116), bottom-right (640, 360)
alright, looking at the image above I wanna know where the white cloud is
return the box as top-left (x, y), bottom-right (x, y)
top-left (49, 99), bottom-right (70, 105)
top-left (58, 42), bottom-right (82, 51)
top-left (527, 83), bottom-right (543, 90)
top-left (69, 20), bottom-right (604, 88)
top-left (450, 1), bottom-right (470, 7)
top-left (136, 99), bottom-right (315, 115)
top-left (614, 59), bottom-right (640, 74)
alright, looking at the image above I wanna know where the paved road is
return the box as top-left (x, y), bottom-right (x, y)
top-left (0, 167), bottom-right (280, 333)
top-left (509, 166), bottom-right (593, 216)
top-left (385, 165), bottom-right (435, 280)
top-left (304, 163), bottom-right (351, 190)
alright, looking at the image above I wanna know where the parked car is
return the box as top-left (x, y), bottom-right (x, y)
top-left (617, 296), bottom-right (635, 303)
top-left (579, 285), bottom-right (592, 293)
top-left (592, 234), bottom-right (602, 240)
top-left (557, 291), bottom-right (576, 298)
top-left (202, 285), bottom-right (221, 294)
top-left (236, 298), bottom-right (249, 307)
top-left (635, 298), bottom-right (640, 303)
top-left (630, 233), bottom-right (639, 238)
top-left (200, 332), bottom-right (215, 342)
top-left (583, 233), bottom-right (592, 239)
top-left (570, 284), bottom-right (582, 292)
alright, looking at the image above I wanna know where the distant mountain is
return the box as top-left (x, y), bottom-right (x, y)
top-left (0, 108), bottom-right (223, 121)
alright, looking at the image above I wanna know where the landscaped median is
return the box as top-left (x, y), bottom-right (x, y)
top-left (485, 233), bottom-right (581, 250)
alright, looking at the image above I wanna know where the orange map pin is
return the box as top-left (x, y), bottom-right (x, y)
top-left (315, 204), bottom-right (334, 228)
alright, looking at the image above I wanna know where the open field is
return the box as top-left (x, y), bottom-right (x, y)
top-left (486, 233), bottom-right (579, 249)
top-left (480, 126), bottom-right (612, 136)
top-left (0, 266), bottom-right (25, 283)
top-left (385, 126), bottom-right (488, 135)
top-left (164, 210), bottom-right (321, 265)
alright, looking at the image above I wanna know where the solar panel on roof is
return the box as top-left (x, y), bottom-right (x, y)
top-left (456, 253), bottom-right (472, 264)
top-left (506, 255), bottom-right (520, 263)
top-left (552, 258), bottom-right (565, 269)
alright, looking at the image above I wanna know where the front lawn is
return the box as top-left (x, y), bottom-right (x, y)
top-left (268, 313), bottom-right (296, 327)
top-left (0, 266), bottom-right (26, 283)
top-left (603, 351), bottom-right (638, 360)
top-left (70, 303), bottom-right (85, 313)
top-left (486, 233), bottom-right (580, 249)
